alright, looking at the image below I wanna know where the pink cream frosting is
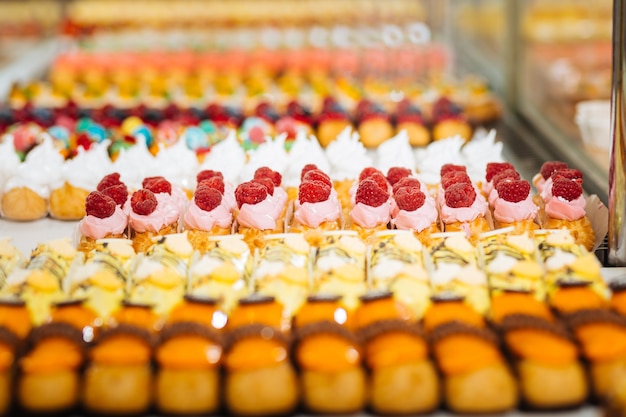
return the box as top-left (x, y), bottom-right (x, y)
top-left (545, 195), bottom-right (586, 221)
top-left (533, 174), bottom-right (547, 193)
top-left (273, 186), bottom-right (288, 208)
top-left (350, 200), bottom-right (391, 228)
top-left (482, 180), bottom-right (494, 196)
top-left (488, 187), bottom-right (499, 206)
top-left (79, 206), bottom-right (128, 239)
top-left (236, 195), bottom-right (284, 230)
top-left (183, 199), bottom-right (232, 231)
top-left (223, 182), bottom-right (237, 211)
top-left (391, 197), bottom-right (438, 232)
top-left (494, 196), bottom-right (539, 223)
top-left (440, 193), bottom-right (488, 224)
top-left (391, 181), bottom-right (429, 217)
top-left (129, 192), bottom-right (181, 233)
top-left (539, 177), bottom-right (554, 202)
top-left (171, 185), bottom-right (190, 211)
top-left (294, 194), bottom-right (341, 227)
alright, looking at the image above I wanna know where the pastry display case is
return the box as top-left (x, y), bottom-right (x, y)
top-left (0, 1), bottom-right (623, 416)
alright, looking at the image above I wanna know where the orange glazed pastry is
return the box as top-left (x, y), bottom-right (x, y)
top-left (551, 282), bottom-right (626, 400)
top-left (155, 295), bottom-right (224, 415)
top-left (82, 302), bottom-right (160, 415)
top-left (18, 300), bottom-right (97, 413)
top-left (423, 297), bottom-right (518, 413)
top-left (355, 291), bottom-right (439, 415)
top-left (491, 291), bottom-right (588, 408)
top-left (293, 294), bottom-right (366, 414)
top-left (0, 299), bottom-right (31, 414)
top-left (224, 295), bottom-right (298, 416)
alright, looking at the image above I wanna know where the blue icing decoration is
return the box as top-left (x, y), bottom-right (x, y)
top-left (75, 118), bottom-right (93, 133)
top-left (48, 125), bottom-right (70, 147)
top-left (240, 117), bottom-right (266, 131)
top-left (132, 125), bottom-right (153, 147)
top-left (184, 126), bottom-right (208, 150)
top-left (86, 124), bottom-right (107, 142)
top-left (199, 120), bottom-right (217, 134)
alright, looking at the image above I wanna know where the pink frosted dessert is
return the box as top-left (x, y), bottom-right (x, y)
top-left (545, 192), bottom-right (586, 221)
top-left (440, 182), bottom-right (488, 224)
top-left (533, 160), bottom-right (568, 194)
top-left (391, 176), bottom-right (428, 217)
top-left (493, 180), bottom-right (539, 224)
top-left (129, 190), bottom-right (180, 233)
top-left (253, 166), bottom-right (288, 208)
top-left (79, 191), bottom-right (128, 240)
top-left (196, 169), bottom-right (236, 211)
top-left (391, 187), bottom-right (438, 232)
top-left (350, 178), bottom-right (391, 229)
top-left (235, 181), bottom-right (285, 231)
top-left (183, 187), bottom-right (232, 231)
top-left (293, 178), bottom-right (341, 228)
top-left (483, 162), bottom-right (515, 195)
top-left (350, 167), bottom-right (392, 205)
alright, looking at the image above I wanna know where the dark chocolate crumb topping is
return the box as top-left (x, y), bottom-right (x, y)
top-left (357, 318), bottom-right (423, 343)
top-left (183, 294), bottom-right (220, 305)
top-left (565, 308), bottom-right (626, 329)
top-left (306, 294), bottom-right (342, 303)
top-left (428, 320), bottom-right (499, 346)
top-left (226, 324), bottom-right (290, 350)
top-left (237, 294), bottom-right (275, 305)
top-left (160, 321), bottom-right (223, 347)
top-left (96, 324), bottom-right (156, 349)
top-left (294, 320), bottom-right (359, 346)
top-left (498, 314), bottom-right (571, 340)
top-left (28, 322), bottom-right (87, 350)
top-left (359, 290), bottom-right (393, 303)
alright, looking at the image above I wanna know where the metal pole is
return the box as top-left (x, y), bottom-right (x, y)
top-left (609, 0), bottom-right (626, 265)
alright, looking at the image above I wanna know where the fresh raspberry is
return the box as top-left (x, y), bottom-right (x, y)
top-left (96, 173), bottom-right (123, 192)
top-left (130, 189), bottom-right (158, 215)
top-left (100, 184), bottom-right (128, 207)
top-left (445, 183), bottom-right (476, 208)
top-left (368, 172), bottom-right (390, 193)
top-left (299, 180), bottom-right (331, 204)
top-left (355, 179), bottom-right (389, 207)
top-left (552, 178), bottom-right (583, 202)
top-left (485, 162), bottom-right (515, 182)
top-left (198, 176), bottom-right (225, 194)
top-left (440, 164), bottom-right (467, 177)
top-left (551, 168), bottom-right (583, 184)
top-left (302, 169), bottom-right (332, 188)
top-left (496, 179), bottom-right (531, 203)
top-left (252, 177), bottom-right (275, 196)
top-left (85, 191), bottom-right (116, 219)
top-left (441, 171), bottom-right (471, 190)
top-left (492, 169), bottom-right (521, 189)
top-left (235, 181), bottom-right (268, 208)
top-left (253, 167), bottom-right (282, 186)
top-left (358, 167), bottom-right (383, 183)
top-left (142, 176), bottom-right (172, 195)
top-left (392, 177), bottom-right (421, 195)
top-left (540, 161), bottom-right (568, 180)
top-left (300, 164), bottom-right (319, 180)
top-left (194, 186), bottom-right (222, 212)
top-left (387, 167), bottom-right (412, 186)
top-left (395, 187), bottom-right (426, 211)
top-left (196, 169), bottom-right (224, 184)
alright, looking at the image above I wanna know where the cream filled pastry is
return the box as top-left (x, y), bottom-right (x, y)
top-left (184, 180), bottom-right (233, 253)
top-left (128, 185), bottom-right (180, 253)
top-left (493, 179), bottom-right (539, 234)
top-left (235, 181), bottom-right (286, 251)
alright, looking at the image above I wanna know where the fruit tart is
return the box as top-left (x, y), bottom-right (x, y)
top-left (293, 294), bottom-right (366, 414)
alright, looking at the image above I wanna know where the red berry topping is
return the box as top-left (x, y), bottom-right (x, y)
top-left (100, 184), bottom-right (128, 207)
top-left (387, 167), bottom-right (412, 186)
top-left (194, 186), bottom-right (222, 212)
top-left (130, 189), bottom-right (158, 215)
top-left (441, 171), bottom-right (471, 190)
top-left (445, 183), bottom-right (476, 208)
top-left (302, 169), bottom-right (332, 188)
top-left (395, 187), bottom-right (426, 211)
top-left (355, 179), bottom-right (389, 208)
top-left (254, 167), bottom-right (282, 187)
top-left (368, 172), bottom-right (390, 193)
top-left (440, 164), bottom-right (467, 177)
top-left (299, 180), bottom-right (331, 204)
top-left (235, 181), bottom-right (268, 208)
top-left (540, 161), bottom-right (568, 180)
top-left (551, 168), bottom-right (583, 184)
top-left (552, 178), bottom-right (583, 202)
top-left (85, 191), bottom-right (116, 219)
top-left (492, 169), bottom-right (521, 188)
top-left (143, 176), bottom-right (172, 195)
top-left (392, 177), bottom-right (421, 195)
top-left (252, 177), bottom-right (275, 196)
top-left (97, 173), bottom-right (123, 192)
top-left (300, 164), bottom-right (319, 180)
top-left (197, 169), bottom-right (224, 184)
top-left (198, 176), bottom-right (225, 194)
top-left (358, 167), bottom-right (383, 183)
top-left (496, 179), bottom-right (531, 203)
top-left (485, 162), bottom-right (515, 182)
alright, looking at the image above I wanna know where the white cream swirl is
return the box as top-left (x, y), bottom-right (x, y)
top-left (155, 139), bottom-right (199, 190)
top-left (326, 127), bottom-right (372, 181)
top-left (54, 141), bottom-right (113, 191)
top-left (200, 130), bottom-right (246, 185)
